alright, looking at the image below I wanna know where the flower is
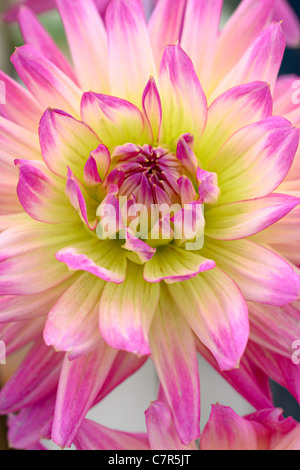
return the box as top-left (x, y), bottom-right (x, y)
top-left (0, 0), bottom-right (300, 450)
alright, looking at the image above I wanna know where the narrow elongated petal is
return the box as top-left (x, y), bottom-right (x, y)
top-left (43, 273), bottom-right (104, 358)
top-left (208, 117), bottom-right (299, 204)
top-left (56, 0), bottom-right (109, 92)
top-left (16, 159), bottom-right (74, 224)
top-left (148, 0), bottom-right (187, 68)
top-left (142, 77), bottom-right (162, 143)
top-left (205, 194), bottom-right (300, 240)
top-left (106, 0), bottom-right (156, 104)
top-left (18, 6), bottom-right (76, 81)
top-left (200, 404), bottom-right (258, 450)
top-left (145, 401), bottom-right (196, 450)
top-left (197, 81), bottom-right (273, 166)
top-left (74, 419), bottom-right (150, 450)
top-left (56, 238), bottom-right (127, 284)
top-left (168, 268), bottom-right (249, 370)
top-left (159, 44), bottom-right (207, 143)
top-left (273, 0), bottom-right (300, 47)
top-left (144, 245), bottom-right (215, 283)
top-left (211, 22), bottom-right (286, 101)
top-left (0, 71), bottom-right (42, 131)
top-left (52, 344), bottom-right (118, 448)
top-left (99, 262), bottom-right (160, 356)
top-left (11, 45), bottom-right (82, 116)
top-left (39, 109), bottom-right (101, 179)
top-left (0, 339), bottom-right (63, 413)
top-left (80, 92), bottom-right (144, 149)
top-left (181, 0), bottom-right (223, 91)
top-left (149, 286), bottom-right (200, 445)
top-left (0, 317), bottom-right (44, 358)
top-left (204, 239), bottom-right (300, 306)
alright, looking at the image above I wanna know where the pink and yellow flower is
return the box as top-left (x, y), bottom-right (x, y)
top-left (0, 0), bottom-right (300, 449)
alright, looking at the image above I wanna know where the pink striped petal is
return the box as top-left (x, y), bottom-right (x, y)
top-left (52, 344), bottom-right (118, 448)
top-left (39, 108), bottom-right (101, 179)
top-left (18, 6), bottom-right (76, 82)
top-left (0, 71), bottom-right (42, 131)
top-left (196, 168), bottom-right (220, 204)
top-left (56, 238), bottom-right (127, 284)
top-left (99, 262), bottom-right (160, 356)
top-left (181, 0), bottom-right (223, 91)
top-left (148, 0), bottom-right (187, 68)
top-left (0, 338), bottom-right (63, 413)
top-left (16, 159), bottom-right (74, 224)
top-left (168, 268), bottom-right (249, 370)
top-left (106, 0), bottom-right (156, 104)
top-left (273, 0), bottom-right (300, 48)
top-left (74, 419), bottom-right (149, 450)
top-left (197, 81), bottom-right (273, 166)
top-left (205, 194), bottom-right (300, 240)
top-left (80, 92), bottom-right (145, 148)
top-left (204, 238), bottom-right (300, 306)
top-left (56, 0), bottom-right (109, 92)
top-left (176, 136), bottom-right (197, 175)
top-left (43, 273), bottom-right (104, 358)
top-left (0, 115), bottom-right (40, 161)
top-left (89, 144), bottom-right (111, 181)
top-left (145, 401), bottom-right (196, 451)
top-left (159, 44), bottom-right (207, 143)
top-left (3, 0), bottom-right (56, 22)
top-left (212, 22), bottom-right (286, 100)
top-left (142, 77), bottom-right (162, 143)
top-left (0, 317), bottom-right (44, 358)
top-left (149, 287), bottom-right (200, 445)
top-left (11, 45), bottom-right (82, 116)
top-left (122, 229), bottom-right (156, 264)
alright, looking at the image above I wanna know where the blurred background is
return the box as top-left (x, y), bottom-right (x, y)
top-left (0, 0), bottom-right (299, 450)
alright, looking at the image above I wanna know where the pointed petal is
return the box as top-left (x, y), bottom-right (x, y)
top-left (142, 77), bottom-right (162, 143)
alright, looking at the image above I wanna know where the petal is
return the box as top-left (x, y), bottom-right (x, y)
top-left (200, 404), bottom-right (258, 450)
top-left (122, 229), bottom-right (156, 264)
top-left (56, 0), bottom-right (109, 92)
top-left (168, 268), bottom-right (249, 370)
top-left (4, 0), bottom-right (56, 22)
top-left (43, 273), bottom-right (104, 358)
top-left (0, 115), bottom-right (40, 161)
top-left (80, 92), bottom-right (145, 149)
top-left (15, 159), bottom-right (74, 224)
top-left (52, 344), bottom-right (118, 448)
top-left (17, 6), bottom-right (76, 82)
top-left (148, 0), bottom-right (187, 67)
top-left (106, 0), bottom-right (156, 104)
top-left (272, 0), bottom-right (300, 48)
top-left (142, 77), bottom-right (162, 143)
top-left (159, 44), bottom-right (207, 143)
top-left (203, 238), bottom-right (300, 306)
top-left (149, 286), bottom-right (200, 445)
top-left (99, 262), bottom-right (160, 356)
top-left (0, 338), bottom-right (63, 413)
top-left (211, 22), bottom-right (286, 101)
top-left (143, 244), bottom-right (215, 283)
top-left (181, 0), bottom-right (223, 91)
top-left (74, 419), bottom-right (149, 450)
top-left (39, 108), bottom-right (101, 179)
top-left (145, 401), bottom-right (196, 451)
top-left (56, 238), bottom-right (127, 284)
top-left (197, 81), bottom-right (273, 166)
top-left (11, 45), bottom-right (82, 116)
top-left (205, 194), bottom-right (300, 240)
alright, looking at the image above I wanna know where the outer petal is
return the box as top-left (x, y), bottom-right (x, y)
top-left (56, 0), bottom-right (109, 92)
top-left (181, 0), bottom-right (223, 91)
top-left (17, 6), bottom-right (76, 82)
top-left (197, 81), bottom-right (273, 166)
top-left (159, 44), bottom-right (207, 143)
top-left (203, 239), bottom-right (300, 306)
top-left (168, 268), bottom-right (249, 370)
top-left (273, 0), bottom-right (300, 48)
top-left (211, 22), bottom-right (286, 101)
top-left (200, 404), bottom-right (258, 450)
top-left (52, 344), bottom-right (118, 448)
top-left (207, 117), bottom-right (299, 204)
top-left (106, 0), bottom-right (156, 104)
top-left (11, 45), bottom-right (82, 116)
top-left (99, 262), bottom-right (160, 356)
top-left (145, 401), bottom-right (196, 451)
top-left (149, 286), bottom-right (200, 445)
top-left (74, 419), bottom-right (149, 450)
top-left (80, 92), bottom-right (145, 149)
top-left (43, 273), bottom-right (104, 358)
top-left (205, 194), bottom-right (300, 240)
